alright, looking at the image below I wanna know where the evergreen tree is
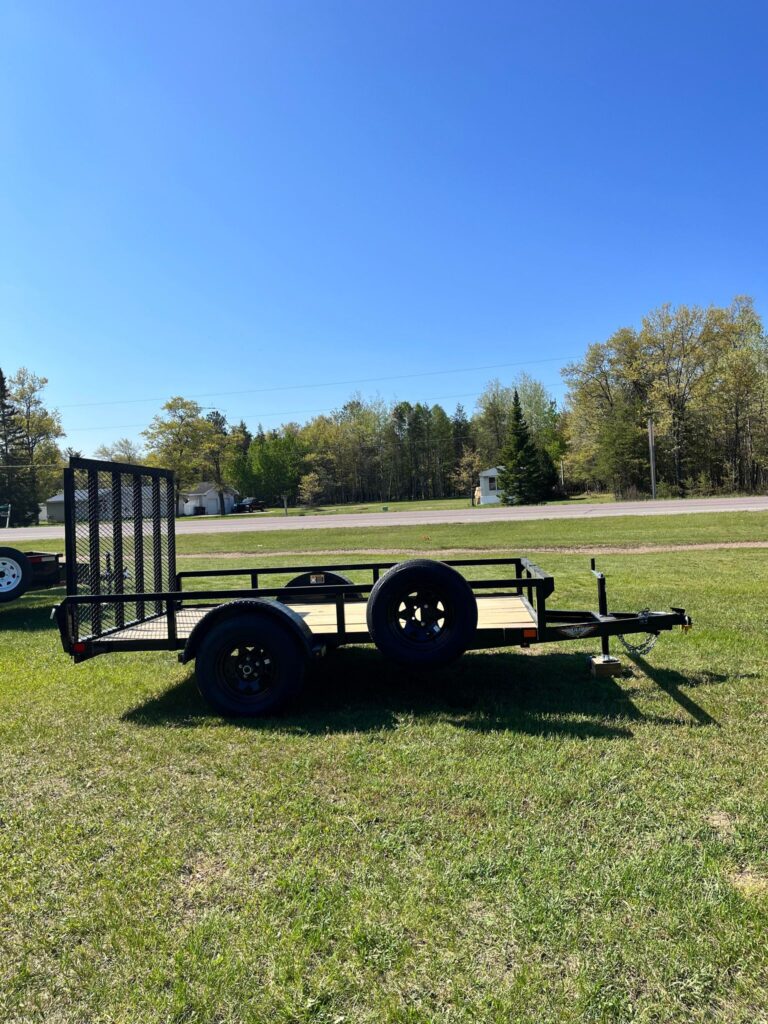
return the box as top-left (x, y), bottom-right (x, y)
top-left (0, 369), bottom-right (37, 524)
top-left (497, 391), bottom-right (546, 505)
top-left (451, 403), bottom-right (472, 460)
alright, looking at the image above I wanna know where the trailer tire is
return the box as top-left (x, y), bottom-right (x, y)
top-left (0, 548), bottom-right (32, 604)
top-left (366, 559), bottom-right (477, 668)
top-left (195, 613), bottom-right (308, 716)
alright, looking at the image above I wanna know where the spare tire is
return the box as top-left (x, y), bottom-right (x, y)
top-left (276, 570), bottom-right (362, 604)
top-left (366, 559), bottom-right (477, 668)
top-left (0, 547), bottom-right (32, 604)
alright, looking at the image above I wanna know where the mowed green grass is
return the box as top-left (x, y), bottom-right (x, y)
top-left (1, 516), bottom-right (768, 1022)
top-left (169, 509), bottom-right (768, 557)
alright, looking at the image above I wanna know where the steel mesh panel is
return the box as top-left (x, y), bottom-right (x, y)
top-left (66, 461), bottom-right (175, 641)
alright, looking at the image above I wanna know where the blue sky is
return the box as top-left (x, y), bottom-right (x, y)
top-left (2, 0), bottom-right (767, 454)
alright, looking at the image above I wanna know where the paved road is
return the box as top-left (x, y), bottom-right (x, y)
top-left (3, 495), bottom-right (768, 543)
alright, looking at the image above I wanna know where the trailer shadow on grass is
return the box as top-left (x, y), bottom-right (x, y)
top-left (123, 646), bottom-right (719, 738)
top-left (628, 655), bottom-right (719, 727)
top-left (0, 591), bottom-right (64, 632)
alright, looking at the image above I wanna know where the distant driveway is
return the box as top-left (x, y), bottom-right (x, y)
top-left (3, 495), bottom-right (768, 543)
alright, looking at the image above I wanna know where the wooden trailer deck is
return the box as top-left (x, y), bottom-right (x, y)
top-left (98, 594), bottom-right (538, 644)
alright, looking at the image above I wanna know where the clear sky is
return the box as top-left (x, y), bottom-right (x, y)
top-left (2, 0), bottom-right (767, 454)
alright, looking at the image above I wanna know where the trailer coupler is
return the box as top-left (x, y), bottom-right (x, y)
top-left (672, 607), bottom-right (693, 631)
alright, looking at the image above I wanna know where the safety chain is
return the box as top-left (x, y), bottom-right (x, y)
top-left (616, 609), bottom-right (659, 656)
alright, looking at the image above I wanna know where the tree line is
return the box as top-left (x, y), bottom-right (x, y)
top-left (2, 294), bottom-right (766, 523)
top-left (564, 295), bottom-right (768, 496)
top-left (130, 373), bottom-right (566, 512)
top-left (118, 294), bottom-right (768, 507)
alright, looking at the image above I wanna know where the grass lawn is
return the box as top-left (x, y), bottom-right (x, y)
top-left (1, 514), bottom-right (767, 1021)
top-left (168, 509), bottom-right (768, 557)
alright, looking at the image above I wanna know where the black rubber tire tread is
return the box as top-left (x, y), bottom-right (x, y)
top-left (0, 547), bottom-right (32, 604)
top-left (365, 559), bottom-right (477, 668)
top-left (195, 612), bottom-right (308, 716)
top-left (277, 570), bottom-right (362, 604)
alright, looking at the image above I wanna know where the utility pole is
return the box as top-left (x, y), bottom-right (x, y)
top-left (648, 417), bottom-right (657, 499)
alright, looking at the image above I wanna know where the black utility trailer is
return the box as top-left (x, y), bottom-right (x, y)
top-left (54, 458), bottom-right (692, 716)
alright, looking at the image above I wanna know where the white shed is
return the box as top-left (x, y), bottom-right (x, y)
top-left (179, 483), bottom-right (237, 516)
top-left (477, 466), bottom-right (503, 505)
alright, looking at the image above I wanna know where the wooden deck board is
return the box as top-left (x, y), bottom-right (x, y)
top-left (100, 594), bottom-right (536, 643)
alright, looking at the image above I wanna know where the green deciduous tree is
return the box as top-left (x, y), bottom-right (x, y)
top-left (249, 429), bottom-right (303, 512)
top-left (142, 397), bottom-right (208, 505)
top-left (563, 334), bottom-right (650, 495)
top-left (452, 446), bottom-right (482, 506)
top-left (563, 297), bottom-right (768, 496)
top-left (298, 471), bottom-right (322, 507)
top-left (9, 368), bottom-right (64, 522)
top-left (639, 303), bottom-right (714, 492)
top-left (474, 379), bottom-right (514, 465)
top-left (94, 438), bottom-right (144, 463)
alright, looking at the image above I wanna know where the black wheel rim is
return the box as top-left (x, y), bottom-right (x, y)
top-left (216, 640), bottom-right (277, 701)
top-left (389, 587), bottom-right (451, 646)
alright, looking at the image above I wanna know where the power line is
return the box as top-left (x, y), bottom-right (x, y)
top-left (62, 380), bottom-right (569, 433)
top-left (58, 356), bottom-right (575, 410)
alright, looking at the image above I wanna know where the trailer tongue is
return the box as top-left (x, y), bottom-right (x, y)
top-left (54, 458), bottom-right (692, 716)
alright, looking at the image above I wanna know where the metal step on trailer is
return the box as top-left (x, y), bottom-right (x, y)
top-left (54, 457), bottom-right (692, 716)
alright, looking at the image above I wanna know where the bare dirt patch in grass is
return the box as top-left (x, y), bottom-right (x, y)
top-left (730, 868), bottom-right (768, 897)
top-left (177, 851), bottom-right (231, 921)
top-left (707, 811), bottom-right (737, 838)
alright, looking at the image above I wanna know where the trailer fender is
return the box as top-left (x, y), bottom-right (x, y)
top-left (180, 599), bottom-right (318, 665)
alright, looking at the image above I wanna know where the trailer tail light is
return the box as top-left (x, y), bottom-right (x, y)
top-left (27, 555), bottom-right (43, 564)
top-left (73, 642), bottom-right (87, 654)
top-left (523, 628), bottom-right (537, 639)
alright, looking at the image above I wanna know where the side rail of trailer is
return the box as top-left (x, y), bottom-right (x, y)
top-left (54, 457), bottom-right (692, 716)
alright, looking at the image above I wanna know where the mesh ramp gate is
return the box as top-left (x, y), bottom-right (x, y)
top-left (64, 458), bottom-right (176, 641)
